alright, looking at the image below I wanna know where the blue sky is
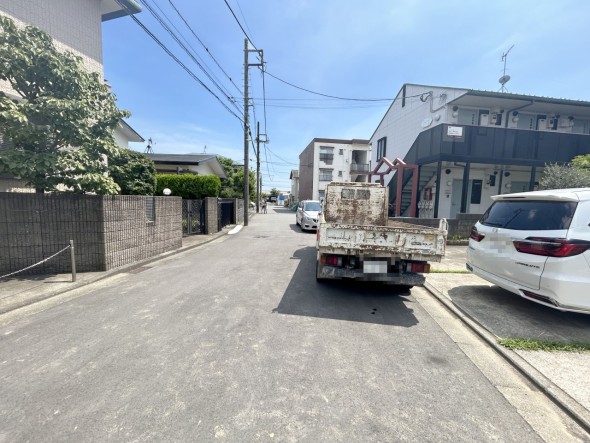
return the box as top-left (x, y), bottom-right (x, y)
top-left (102, 0), bottom-right (590, 192)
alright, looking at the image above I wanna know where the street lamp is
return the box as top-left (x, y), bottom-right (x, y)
top-left (163, 188), bottom-right (171, 196)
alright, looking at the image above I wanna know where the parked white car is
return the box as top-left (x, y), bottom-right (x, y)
top-left (466, 188), bottom-right (590, 314)
top-left (296, 200), bottom-right (321, 231)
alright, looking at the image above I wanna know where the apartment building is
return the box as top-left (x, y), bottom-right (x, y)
top-left (298, 138), bottom-right (370, 201)
top-left (370, 83), bottom-right (590, 219)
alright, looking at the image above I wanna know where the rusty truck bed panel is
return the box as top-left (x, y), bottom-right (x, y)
top-left (317, 222), bottom-right (446, 261)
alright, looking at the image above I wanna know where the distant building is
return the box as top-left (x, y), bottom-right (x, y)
top-left (146, 153), bottom-right (227, 179)
top-left (298, 138), bottom-right (371, 201)
top-left (370, 83), bottom-right (590, 219)
top-left (289, 170), bottom-right (299, 204)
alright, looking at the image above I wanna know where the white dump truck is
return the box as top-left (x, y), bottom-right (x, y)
top-left (316, 182), bottom-right (447, 287)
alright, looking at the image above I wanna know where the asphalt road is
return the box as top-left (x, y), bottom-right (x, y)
top-left (0, 207), bottom-right (585, 441)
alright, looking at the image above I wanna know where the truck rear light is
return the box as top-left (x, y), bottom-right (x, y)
top-left (324, 255), bottom-right (343, 267)
top-left (470, 226), bottom-right (485, 242)
top-left (408, 262), bottom-right (430, 273)
top-left (513, 237), bottom-right (590, 257)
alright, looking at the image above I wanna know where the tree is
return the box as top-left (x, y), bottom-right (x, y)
top-left (217, 155), bottom-right (255, 199)
top-left (539, 162), bottom-right (590, 190)
top-left (0, 15), bottom-right (128, 194)
top-left (271, 188), bottom-right (280, 198)
top-left (109, 149), bottom-right (156, 195)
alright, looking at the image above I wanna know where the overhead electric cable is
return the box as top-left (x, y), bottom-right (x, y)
top-left (114, 0), bottom-right (243, 122)
top-left (223, 0), bottom-right (257, 50)
top-left (139, 0), bottom-right (241, 114)
top-left (166, 0), bottom-right (243, 95)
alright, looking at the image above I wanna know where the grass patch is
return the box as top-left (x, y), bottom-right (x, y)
top-left (430, 269), bottom-right (471, 274)
top-left (498, 338), bottom-right (590, 352)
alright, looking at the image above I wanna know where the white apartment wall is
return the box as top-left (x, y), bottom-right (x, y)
top-left (311, 141), bottom-right (370, 200)
top-left (0, 0), bottom-right (104, 75)
top-left (370, 85), bottom-right (468, 186)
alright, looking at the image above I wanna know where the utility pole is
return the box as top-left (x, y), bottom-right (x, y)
top-left (243, 39), bottom-right (263, 226)
top-left (255, 121), bottom-right (268, 213)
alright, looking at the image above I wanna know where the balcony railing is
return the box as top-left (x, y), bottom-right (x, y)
top-left (319, 174), bottom-right (333, 181)
top-left (319, 153), bottom-right (334, 161)
top-left (350, 163), bottom-right (370, 174)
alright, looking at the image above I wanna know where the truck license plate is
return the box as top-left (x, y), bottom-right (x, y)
top-left (364, 261), bottom-right (387, 273)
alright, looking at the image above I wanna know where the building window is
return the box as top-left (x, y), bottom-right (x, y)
top-left (319, 146), bottom-right (334, 162)
top-left (339, 149), bottom-right (344, 155)
top-left (319, 169), bottom-right (333, 181)
top-left (376, 137), bottom-right (387, 159)
top-left (338, 171), bottom-right (343, 177)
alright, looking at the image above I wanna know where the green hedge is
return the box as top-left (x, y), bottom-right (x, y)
top-left (156, 174), bottom-right (221, 199)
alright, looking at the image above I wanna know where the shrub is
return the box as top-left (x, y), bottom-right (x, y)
top-left (156, 174), bottom-right (221, 199)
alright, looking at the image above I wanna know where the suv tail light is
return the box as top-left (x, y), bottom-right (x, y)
top-left (513, 237), bottom-right (590, 258)
top-left (470, 226), bottom-right (485, 242)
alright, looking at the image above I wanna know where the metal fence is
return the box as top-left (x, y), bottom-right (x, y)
top-left (182, 199), bottom-right (205, 235)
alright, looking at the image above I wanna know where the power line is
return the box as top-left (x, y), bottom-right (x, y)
top-left (166, 0), bottom-right (243, 95)
top-left (223, 0), bottom-right (257, 50)
top-left (114, 0), bottom-right (243, 122)
top-left (139, 0), bottom-right (241, 115)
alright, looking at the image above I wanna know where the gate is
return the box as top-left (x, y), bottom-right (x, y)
top-left (182, 199), bottom-right (205, 235)
top-left (218, 199), bottom-right (234, 230)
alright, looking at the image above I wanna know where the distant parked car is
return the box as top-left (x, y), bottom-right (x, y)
top-left (466, 188), bottom-right (590, 314)
top-left (296, 200), bottom-right (322, 231)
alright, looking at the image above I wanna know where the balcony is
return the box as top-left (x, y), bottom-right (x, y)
top-left (350, 163), bottom-right (370, 174)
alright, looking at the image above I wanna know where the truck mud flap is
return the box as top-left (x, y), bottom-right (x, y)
top-left (318, 266), bottom-right (425, 285)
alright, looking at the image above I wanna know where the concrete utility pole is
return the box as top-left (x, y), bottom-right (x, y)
top-left (243, 39), bottom-right (263, 225)
top-left (255, 121), bottom-right (268, 213)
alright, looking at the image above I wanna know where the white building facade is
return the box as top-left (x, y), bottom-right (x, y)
top-left (370, 83), bottom-right (590, 219)
top-left (298, 138), bottom-right (371, 201)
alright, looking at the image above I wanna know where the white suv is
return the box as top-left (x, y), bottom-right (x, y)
top-left (466, 188), bottom-right (590, 314)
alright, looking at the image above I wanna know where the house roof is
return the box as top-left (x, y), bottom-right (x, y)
top-left (118, 120), bottom-right (144, 143)
top-left (370, 83), bottom-right (590, 140)
top-left (101, 0), bottom-right (142, 22)
top-left (146, 153), bottom-right (227, 179)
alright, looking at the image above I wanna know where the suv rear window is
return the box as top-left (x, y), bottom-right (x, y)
top-left (480, 200), bottom-right (577, 230)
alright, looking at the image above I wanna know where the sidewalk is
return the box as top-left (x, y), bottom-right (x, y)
top-left (0, 226), bottom-right (232, 315)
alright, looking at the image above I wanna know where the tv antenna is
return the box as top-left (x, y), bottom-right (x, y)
top-left (144, 137), bottom-right (155, 154)
top-left (499, 44), bottom-right (514, 92)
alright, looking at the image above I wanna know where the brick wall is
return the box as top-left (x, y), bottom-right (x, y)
top-left (0, 193), bottom-right (182, 275)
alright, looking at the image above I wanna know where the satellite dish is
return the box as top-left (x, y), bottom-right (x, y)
top-left (499, 75), bottom-right (511, 86)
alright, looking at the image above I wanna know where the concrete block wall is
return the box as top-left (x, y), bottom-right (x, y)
top-left (102, 196), bottom-right (182, 270)
top-left (204, 197), bottom-right (218, 234)
top-left (0, 193), bottom-right (104, 274)
top-left (0, 193), bottom-right (183, 276)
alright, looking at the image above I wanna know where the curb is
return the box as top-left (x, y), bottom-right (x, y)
top-left (0, 227), bottom-right (233, 316)
top-left (424, 281), bottom-right (590, 435)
